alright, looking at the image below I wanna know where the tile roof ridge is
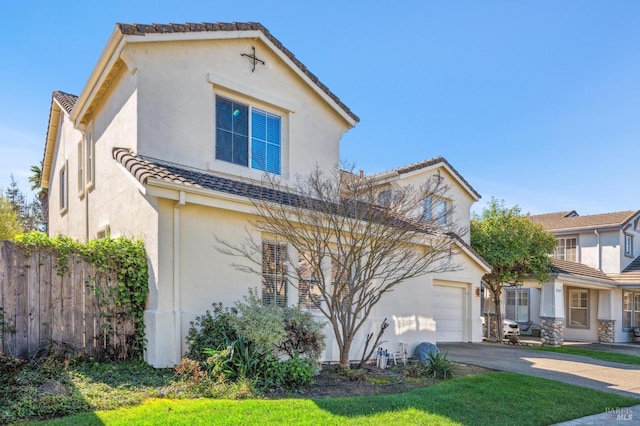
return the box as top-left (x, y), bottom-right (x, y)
top-left (369, 156), bottom-right (480, 200)
top-left (52, 90), bottom-right (79, 115)
top-left (370, 156), bottom-right (445, 177)
top-left (573, 210), bottom-right (638, 219)
top-left (529, 210), bottom-right (576, 218)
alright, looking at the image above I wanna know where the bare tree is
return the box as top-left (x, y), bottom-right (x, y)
top-left (218, 165), bottom-right (465, 369)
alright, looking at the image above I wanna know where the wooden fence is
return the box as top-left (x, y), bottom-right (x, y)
top-left (0, 241), bottom-right (135, 359)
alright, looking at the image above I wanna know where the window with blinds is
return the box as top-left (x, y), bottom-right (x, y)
top-left (216, 96), bottom-right (281, 174)
top-left (262, 242), bottom-right (288, 307)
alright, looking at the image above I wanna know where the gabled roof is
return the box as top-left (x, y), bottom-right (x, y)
top-left (113, 148), bottom-right (492, 272)
top-left (71, 22), bottom-right (358, 128)
top-left (42, 91), bottom-right (79, 188)
top-left (551, 259), bottom-right (614, 283)
top-left (369, 156), bottom-right (481, 201)
top-left (530, 210), bottom-right (640, 232)
top-left (115, 22), bottom-right (358, 124)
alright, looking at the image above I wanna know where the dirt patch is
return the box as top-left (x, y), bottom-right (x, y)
top-left (37, 380), bottom-right (71, 397)
top-left (268, 362), bottom-right (491, 399)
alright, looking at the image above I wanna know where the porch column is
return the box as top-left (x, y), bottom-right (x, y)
top-left (539, 282), bottom-right (565, 346)
top-left (597, 290), bottom-right (616, 344)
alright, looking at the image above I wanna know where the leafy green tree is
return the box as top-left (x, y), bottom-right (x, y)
top-left (0, 195), bottom-right (23, 240)
top-left (4, 174), bottom-right (45, 232)
top-left (29, 162), bottom-right (48, 231)
top-left (470, 198), bottom-right (557, 340)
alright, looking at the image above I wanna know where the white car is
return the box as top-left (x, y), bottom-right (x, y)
top-left (482, 317), bottom-right (520, 339)
top-left (503, 319), bottom-right (520, 338)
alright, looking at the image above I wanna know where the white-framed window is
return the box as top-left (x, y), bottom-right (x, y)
top-left (298, 250), bottom-right (322, 310)
top-left (505, 288), bottom-right (529, 323)
top-left (59, 162), bottom-right (68, 214)
top-left (422, 196), bottom-right (448, 225)
top-left (567, 288), bottom-right (589, 328)
top-left (554, 237), bottom-right (577, 262)
top-left (377, 189), bottom-right (392, 206)
top-left (77, 140), bottom-right (85, 195)
top-left (623, 291), bottom-right (640, 330)
top-left (262, 241), bottom-right (288, 307)
top-left (85, 129), bottom-right (95, 188)
top-left (215, 96), bottom-right (282, 174)
top-left (624, 234), bottom-right (634, 257)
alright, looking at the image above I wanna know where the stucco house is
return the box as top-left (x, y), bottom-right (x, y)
top-left (493, 210), bottom-right (640, 345)
top-left (41, 22), bottom-right (490, 367)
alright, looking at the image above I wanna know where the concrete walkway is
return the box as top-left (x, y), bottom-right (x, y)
top-left (439, 342), bottom-right (640, 425)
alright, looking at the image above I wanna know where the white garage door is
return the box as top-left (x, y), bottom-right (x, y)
top-left (434, 285), bottom-right (465, 342)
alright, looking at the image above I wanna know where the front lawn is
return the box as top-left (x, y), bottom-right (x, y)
top-left (26, 372), bottom-right (639, 426)
top-left (531, 346), bottom-right (640, 366)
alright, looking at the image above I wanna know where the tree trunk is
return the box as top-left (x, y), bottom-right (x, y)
top-left (493, 293), bottom-right (503, 341)
top-left (339, 338), bottom-right (353, 369)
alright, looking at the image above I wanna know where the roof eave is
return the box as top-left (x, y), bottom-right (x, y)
top-left (551, 225), bottom-right (624, 234)
top-left (71, 25), bottom-right (126, 126)
top-left (41, 100), bottom-right (63, 189)
top-left (372, 160), bottom-right (481, 202)
top-left (552, 272), bottom-right (617, 288)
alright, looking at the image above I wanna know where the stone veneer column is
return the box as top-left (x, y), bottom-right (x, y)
top-left (598, 320), bottom-right (615, 344)
top-left (540, 317), bottom-right (564, 346)
top-left (483, 313), bottom-right (504, 341)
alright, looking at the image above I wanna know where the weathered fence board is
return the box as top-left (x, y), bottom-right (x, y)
top-left (0, 241), bottom-right (137, 359)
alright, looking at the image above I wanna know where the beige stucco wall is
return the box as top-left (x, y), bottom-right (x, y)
top-left (142, 195), bottom-right (485, 367)
top-left (47, 109), bottom-right (83, 238)
top-left (123, 38), bottom-right (349, 186)
top-left (579, 230), bottom-right (622, 274)
top-left (380, 165), bottom-right (477, 245)
top-left (46, 32), bottom-right (488, 367)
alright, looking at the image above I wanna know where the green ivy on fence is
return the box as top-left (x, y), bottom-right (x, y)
top-left (14, 232), bottom-right (148, 359)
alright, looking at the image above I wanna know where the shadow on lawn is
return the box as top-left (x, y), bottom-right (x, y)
top-left (311, 372), bottom-right (640, 426)
top-left (0, 349), bottom-right (174, 424)
top-left (311, 375), bottom-right (477, 424)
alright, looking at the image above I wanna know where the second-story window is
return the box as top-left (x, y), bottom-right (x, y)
top-left (423, 196), bottom-right (448, 225)
top-left (59, 162), bottom-right (68, 214)
top-left (625, 234), bottom-right (634, 257)
top-left (554, 237), bottom-right (577, 262)
top-left (215, 96), bottom-right (281, 174)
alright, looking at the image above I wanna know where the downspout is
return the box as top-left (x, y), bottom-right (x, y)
top-left (173, 191), bottom-right (186, 364)
top-left (85, 187), bottom-right (89, 241)
top-left (594, 230), bottom-right (601, 271)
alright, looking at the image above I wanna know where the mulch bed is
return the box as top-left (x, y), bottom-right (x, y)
top-left (267, 362), bottom-right (490, 399)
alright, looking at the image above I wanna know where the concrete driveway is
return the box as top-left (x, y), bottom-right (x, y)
top-left (439, 342), bottom-right (640, 398)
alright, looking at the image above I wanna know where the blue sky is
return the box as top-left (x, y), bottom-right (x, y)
top-left (1, 1), bottom-right (639, 215)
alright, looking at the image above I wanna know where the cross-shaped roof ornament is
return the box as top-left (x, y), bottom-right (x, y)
top-left (241, 46), bottom-right (265, 72)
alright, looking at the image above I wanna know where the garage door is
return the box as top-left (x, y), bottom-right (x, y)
top-left (434, 285), bottom-right (465, 342)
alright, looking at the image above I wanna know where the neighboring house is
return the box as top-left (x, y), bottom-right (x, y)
top-left (41, 22), bottom-right (490, 368)
top-left (490, 210), bottom-right (640, 345)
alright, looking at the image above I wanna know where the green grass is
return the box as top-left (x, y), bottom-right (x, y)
top-left (531, 346), bottom-right (640, 366)
top-left (25, 372), bottom-right (639, 426)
